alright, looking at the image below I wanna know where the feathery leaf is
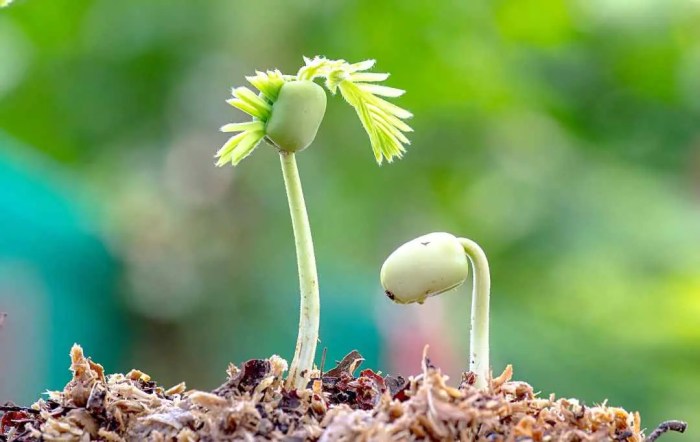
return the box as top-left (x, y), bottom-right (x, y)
top-left (245, 70), bottom-right (285, 102)
top-left (220, 121), bottom-right (265, 133)
top-left (215, 130), bottom-right (265, 166)
top-left (298, 56), bottom-right (412, 164)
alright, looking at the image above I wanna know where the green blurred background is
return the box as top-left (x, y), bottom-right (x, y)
top-left (1, 0), bottom-right (698, 438)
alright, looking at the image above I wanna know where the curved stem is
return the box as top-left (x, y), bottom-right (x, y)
top-left (458, 237), bottom-right (491, 390)
top-left (280, 152), bottom-right (319, 390)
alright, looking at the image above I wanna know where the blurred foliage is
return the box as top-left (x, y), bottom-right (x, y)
top-left (0, 0), bottom-right (699, 438)
top-left (0, 141), bottom-right (126, 402)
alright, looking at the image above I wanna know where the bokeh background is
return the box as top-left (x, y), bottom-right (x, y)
top-left (1, 0), bottom-right (699, 438)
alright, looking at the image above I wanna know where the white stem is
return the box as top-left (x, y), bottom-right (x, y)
top-left (280, 152), bottom-right (319, 390)
top-left (459, 237), bottom-right (491, 390)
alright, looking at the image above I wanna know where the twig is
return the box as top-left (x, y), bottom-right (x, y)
top-left (0, 405), bottom-right (39, 414)
top-left (646, 420), bottom-right (687, 442)
top-left (319, 347), bottom-right (327, 376)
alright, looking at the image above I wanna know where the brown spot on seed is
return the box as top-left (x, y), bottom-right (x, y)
top-left (385, 290), bottom-right (395, 300)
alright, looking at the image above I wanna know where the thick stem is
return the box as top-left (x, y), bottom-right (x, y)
top-left (280, 152), bottom-right (320, 390)
top-left (458, 238), bottom-right (491, 390)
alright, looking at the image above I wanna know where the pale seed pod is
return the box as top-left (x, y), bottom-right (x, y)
top-left (266, 80), bottom-right (327, 153)
top-left (380, 232), bottom-right (469, 304)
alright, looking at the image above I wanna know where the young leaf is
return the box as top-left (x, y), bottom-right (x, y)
top-left (297, 56), bottom-right (413, 164)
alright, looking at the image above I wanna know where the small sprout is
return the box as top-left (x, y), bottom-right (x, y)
top-left (380, 232), bottom-right (470, 304)
top-left (380, 232), bottom-right (492, 389)
top-left (217, 56), bottom-right (411, 390)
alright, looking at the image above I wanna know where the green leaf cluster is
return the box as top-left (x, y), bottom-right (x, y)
top-left (216, 57), bottom-right (413, 166)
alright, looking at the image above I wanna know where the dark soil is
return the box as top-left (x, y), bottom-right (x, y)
top-left (0, 345), bottom-right (686, 441)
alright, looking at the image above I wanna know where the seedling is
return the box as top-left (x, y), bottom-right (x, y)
top-left (380, 232), bottom-right (491, 389)
top-left (217, 56), bottom-right (412, 389)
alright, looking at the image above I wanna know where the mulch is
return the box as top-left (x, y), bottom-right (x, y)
top-left (0, 345), bottom-right (686, 441)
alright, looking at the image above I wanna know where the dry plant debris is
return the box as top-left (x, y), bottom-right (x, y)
top-left (0, 345), bottom-right (686, 441)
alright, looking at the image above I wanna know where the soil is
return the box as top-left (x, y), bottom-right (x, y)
top-left (0, 345), bottom-right (686, 441)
